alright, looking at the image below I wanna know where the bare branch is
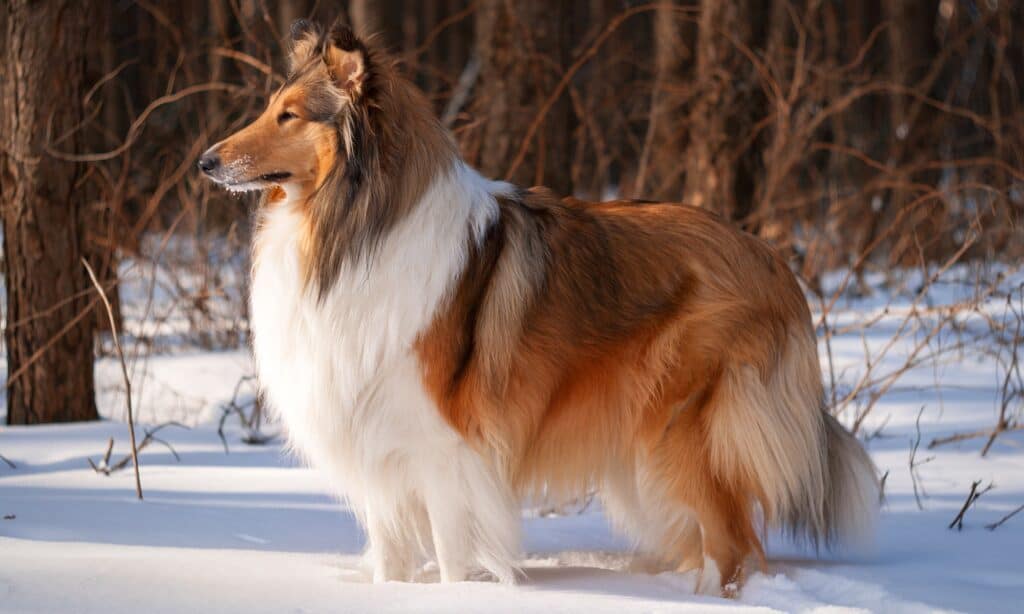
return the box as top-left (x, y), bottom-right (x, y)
top-left (83, 259), bottom-right (143, 500)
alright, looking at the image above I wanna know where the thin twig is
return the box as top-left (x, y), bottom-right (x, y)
top-left (985, 504), bottom-right (1024, 531)
top-left (217, 374), bottom-right (273, 453)
top-left (929, 424), bottom-right (1024, 450)
top-left (47, 82), bottom-right (239, 162)
top-left (948, 480), bottom-right (995, 531)
top-left (909, 406), bottom-right (933, 511)
top-left (83, 258), bottom-right (143, 500)
top-left (0, 453), bottom-right (16, 469)
top-left (89, 423), bottom-right (188, 475)
top-left (505, 3), bottom-right (695, 180)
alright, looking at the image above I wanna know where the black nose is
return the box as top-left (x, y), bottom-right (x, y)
top-left (198, 153), bottom-right (220, 174)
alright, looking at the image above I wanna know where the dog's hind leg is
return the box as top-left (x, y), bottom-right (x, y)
top-left (640, 393), bottom-right (766, 596)
top-left (602, 460), bottom-right (703, 572)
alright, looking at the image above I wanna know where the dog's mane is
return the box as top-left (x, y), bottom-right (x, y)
top-left (281, 25), bottom-right (458, 299)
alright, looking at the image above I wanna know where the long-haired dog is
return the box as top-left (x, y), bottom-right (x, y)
top-left (199, 20), bottom-right (878, 594)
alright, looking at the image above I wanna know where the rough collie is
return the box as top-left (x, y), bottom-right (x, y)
top-left (199, 20), bottom-right (878, 594)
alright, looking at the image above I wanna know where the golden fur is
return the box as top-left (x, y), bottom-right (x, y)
top-left (413, 190), bottom-right (871, 587)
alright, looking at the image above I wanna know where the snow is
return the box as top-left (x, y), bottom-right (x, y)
top-left (2, 266), bottom-right (1024, 613)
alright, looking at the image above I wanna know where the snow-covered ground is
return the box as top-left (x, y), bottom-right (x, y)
top-left (2, 266), bottom-right (1023, 613)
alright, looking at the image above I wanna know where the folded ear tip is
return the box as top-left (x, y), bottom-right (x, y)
top-left (330, 23), bottom-right (360, 52)
top-left (291, 18), bottom-right (317, 41)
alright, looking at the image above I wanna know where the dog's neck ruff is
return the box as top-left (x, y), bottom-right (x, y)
top-left (249, 158), bottom-right (507, 456)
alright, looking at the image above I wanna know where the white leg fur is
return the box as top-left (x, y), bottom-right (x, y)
top-left (424, 494), bottom-right (470, 583)
top-left (364, 499), bottom-right (414, 582)
top-left (695, 556), bottom-right (722, 596)
top-left (417, 444), bottom-right (520, 584)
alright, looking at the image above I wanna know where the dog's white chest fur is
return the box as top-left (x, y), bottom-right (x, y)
top-left (252, 167), bottom-right (477, 473)
top-left (248, 167), bottom-right (516, 579)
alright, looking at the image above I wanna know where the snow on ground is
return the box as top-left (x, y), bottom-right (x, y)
top-left (2, 266), bottom-right (1024, 613)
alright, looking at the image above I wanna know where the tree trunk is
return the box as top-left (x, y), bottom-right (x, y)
top-left (474, 0), bottom-right (576, 195)
top-left (350, 0), bottom-right (403, 49)
top-left (882, 0), bottom-right (941, 267)
top-left (635, 0), bottom-right (694, 200)
top-left (86, 0), bottom-right (124, 338)
top-left (683, 0), bottom-right (768, 223)
top-left (1, 0), bottom-right (99, 424)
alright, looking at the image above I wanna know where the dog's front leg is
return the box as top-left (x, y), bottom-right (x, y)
top-left (423, 487), bottom-right (471, 583)
top-left (364, 499), bottom-right (413, 582)
top-left (418, 445), bottom-right (520, 584)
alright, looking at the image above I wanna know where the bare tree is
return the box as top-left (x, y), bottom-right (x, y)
top-left (1, 0), bottom-right (99, 424)
top-left (682, 0), bottom-right (768, 224)
top-left (635, 1), bottom-right (694, 201)
top-left (474, 0), bottom-right (576, 195)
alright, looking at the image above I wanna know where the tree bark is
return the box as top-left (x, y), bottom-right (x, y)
top-left (350, 0), bottom-right (403, 49)
top-left (882, 0), bottom-right (941, 267)
top-left (1, 0), bottom-right (99, 424)
top-left (635, 0), bottom-right (694, 200)
top-left (682, 0), bottom-right (768, 223)
top-left (86, 0), bottom-right (124, 338)
top-left (474, 0), bottom-right (576, 195)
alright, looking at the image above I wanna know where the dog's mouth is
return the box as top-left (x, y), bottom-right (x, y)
top-left (258, 172), bottom-right (293, 183)
top-left (214, 172), bottom-right (293, 193)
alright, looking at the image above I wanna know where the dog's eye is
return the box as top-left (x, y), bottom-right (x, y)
top-left (277, 111), bottom-right (298, 124)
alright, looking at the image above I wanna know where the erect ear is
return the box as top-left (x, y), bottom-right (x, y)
top-left (288, 19), bottom-right (321, 74)
top-left (323, 24), bottom-right (367, 98)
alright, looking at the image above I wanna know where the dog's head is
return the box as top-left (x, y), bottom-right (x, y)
top-left (198, 20), bottom-right (369, 199)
